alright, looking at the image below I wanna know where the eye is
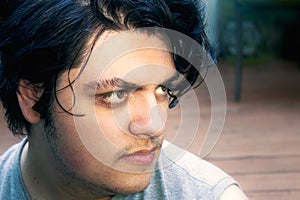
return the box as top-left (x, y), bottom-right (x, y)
top-left (155, 85), bottom-right (168, 101)
top-left (156, 84), bottom-right (179, 108)
top-left (155, 85), bottom-right (167, 94)
top-left (95, 90), bottom-right (129, 107)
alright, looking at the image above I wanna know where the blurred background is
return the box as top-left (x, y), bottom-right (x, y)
top-left (1, 0), bottom-right (300, 200)
top-left (203, 0), bottom-right (300, 199)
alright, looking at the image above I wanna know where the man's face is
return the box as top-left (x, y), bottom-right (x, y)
top-left (45, 31), bottom-right (176, 195)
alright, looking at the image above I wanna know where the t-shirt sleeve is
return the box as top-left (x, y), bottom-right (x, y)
top-left (161, 141), bottom-right (240, 200)
top-left (0, 139), bottom-right (30, 200)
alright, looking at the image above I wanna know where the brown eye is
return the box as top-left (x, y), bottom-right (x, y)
top-left (155, 85), bottom-right (169, 102)
top-left (155, 85), bottom-right (167, 95)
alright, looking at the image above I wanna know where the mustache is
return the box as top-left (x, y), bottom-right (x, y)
top-left (119, 137), bottom-right (163, 154)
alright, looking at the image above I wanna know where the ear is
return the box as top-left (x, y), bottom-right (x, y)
top-left (17, 80), bottom-right (44, 124)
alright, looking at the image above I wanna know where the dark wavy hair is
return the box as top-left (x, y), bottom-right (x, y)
top-left (0, 0), bottom-right (214, 136)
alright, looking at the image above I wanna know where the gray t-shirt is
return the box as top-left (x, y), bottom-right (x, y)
top-left (0, 139), bottom-right (238, 200)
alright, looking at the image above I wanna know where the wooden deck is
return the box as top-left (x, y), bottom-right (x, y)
top-left (212, 59), bottom-right (300, 199)
top-left (1, 58), bottom-right (300, 199)
top-left (189, 59), bottom-right (300, 199)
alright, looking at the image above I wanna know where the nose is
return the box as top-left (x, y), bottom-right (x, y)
top-left (128, 92), bottom-right (167, 138)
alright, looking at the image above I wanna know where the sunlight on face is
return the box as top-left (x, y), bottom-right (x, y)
top-left (73, 31), bottom-right (176, 172)
top-left (50, 30), bottom-right (178, 194)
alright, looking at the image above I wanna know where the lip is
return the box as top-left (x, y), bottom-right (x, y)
top-left (121, 147), bottom-right (157, 165)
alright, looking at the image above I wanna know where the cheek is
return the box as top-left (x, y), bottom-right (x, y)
top-left (49, 110), bottom-right (99, 165)
top-left (55, 110), bottom-right (127, 168)
top-left (95, 108), bottom-right (130, 145)
top-left (52, 118), bottom-right (114, 177)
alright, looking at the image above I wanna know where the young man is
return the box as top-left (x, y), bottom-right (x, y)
top-left (0, 0), bottom-right (247, 199)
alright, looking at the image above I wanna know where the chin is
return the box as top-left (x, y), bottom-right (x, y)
top-left (118, 183), bottom-right (150, 195)
top-left (109, 172), bottom-right (152, 195)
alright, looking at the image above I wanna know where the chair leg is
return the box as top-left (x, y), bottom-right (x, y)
top-left (234, 1), bottom-right (243, 102)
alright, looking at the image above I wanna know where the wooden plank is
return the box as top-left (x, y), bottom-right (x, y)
top-left (234, 172), bottom-right (300, 192)
top-left (166, 114), bottom-right (300, 158)
top-left (247, 190), bottom-right (300, 200)
top-left (206, 130), bottom-right (300, 158)
top-left (208, 156), bottom-right (300, 175)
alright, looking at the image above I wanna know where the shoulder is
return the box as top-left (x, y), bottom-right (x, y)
top-left (0, 140), bottom-right (22, 174)
top-left (0, 138), bottom-right (30, 200)
top-left (160, 141), bottom-right (234, 185)
top-left (220, 185), bottom-right (248, 200)
top-left (151, 141), bottom-right (246, 199)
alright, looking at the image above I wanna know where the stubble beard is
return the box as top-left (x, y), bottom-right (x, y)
top-left (41, 112), bottom-right (153, 198)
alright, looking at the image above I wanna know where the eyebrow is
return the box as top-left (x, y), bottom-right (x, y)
top-left (85, 78), bottom-right (139, 91)
top-left (85, 73), bottom-right (179, 91)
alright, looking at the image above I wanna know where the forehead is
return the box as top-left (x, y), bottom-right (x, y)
top-left (78, 30), bottom-right (175, 85)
